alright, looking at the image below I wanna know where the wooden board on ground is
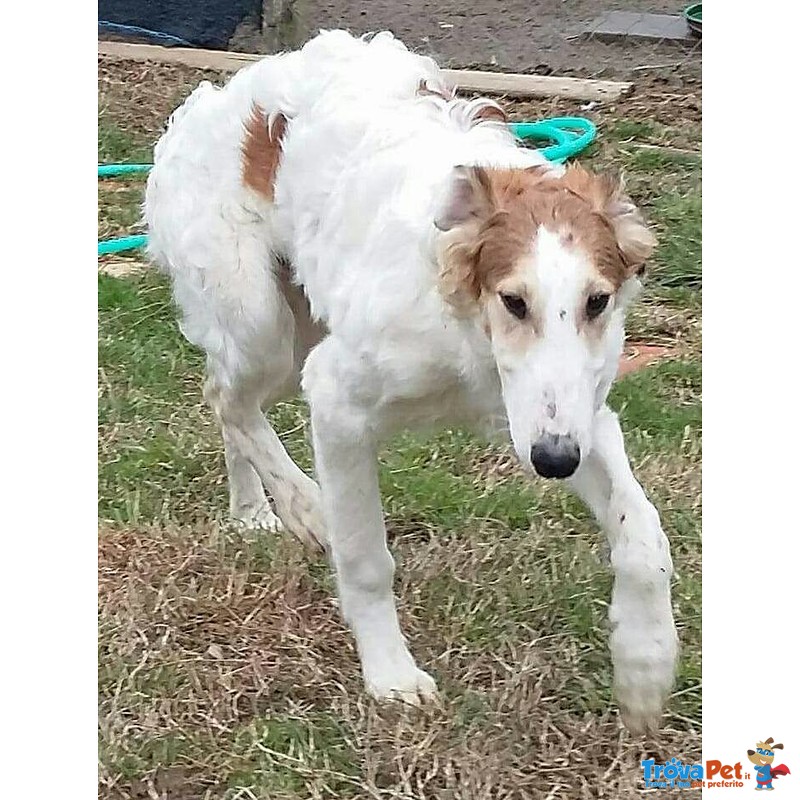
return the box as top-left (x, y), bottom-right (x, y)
top-left (440, 68), bottom-right (631, 101)
top-left (97, 41), bottom-right (633, 101)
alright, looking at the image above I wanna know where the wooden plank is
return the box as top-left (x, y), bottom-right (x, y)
top-left (98, 41), bottom-right (633, 101)
top-left (98, 41), bottom-right (259, 71)
top-left (440, 68), bottom-right (631, 101)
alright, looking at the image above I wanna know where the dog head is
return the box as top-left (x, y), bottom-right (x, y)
top-left (434, 164), bottom-right (655, 477)
top-left (748, 739), bottom-right (784, 767)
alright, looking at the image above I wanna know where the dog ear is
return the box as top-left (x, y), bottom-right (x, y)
top-left (773, 743), bottom-right (784, 750)
top-left (563, 165), bottom-right (656, 274)
top-left (434, 165), bottom-right (496, 231)
top-left (605, 175), bottom-right (657, 272)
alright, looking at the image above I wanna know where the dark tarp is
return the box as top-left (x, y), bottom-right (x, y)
top-left (98, 0), bottom-right (261, 48)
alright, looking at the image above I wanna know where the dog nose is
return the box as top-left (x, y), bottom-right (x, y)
top-left (530, 434), bottom-right (580, 479)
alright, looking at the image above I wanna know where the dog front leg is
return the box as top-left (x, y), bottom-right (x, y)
top-left (568, 405), bottom-right (678, 734)
top-left (305, 355), bottom-right (437, 704)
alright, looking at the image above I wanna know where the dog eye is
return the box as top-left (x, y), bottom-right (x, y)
top-left (500, 293), bottom-right (527, 320)
top-left (586, 293), bottom-right (610, 319)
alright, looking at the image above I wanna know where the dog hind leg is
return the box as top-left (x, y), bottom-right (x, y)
top-left (213, 386), bottom-right (327, 551)
top-left (203, 287), bottom-right (327, 550)
top-left (204, 369), bottom-right (282, 532)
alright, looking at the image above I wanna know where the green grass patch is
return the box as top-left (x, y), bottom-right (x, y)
top-left (98, 272), bottom-right (217, 522)
top-left (649, 189), bottom-right (702, 303)
top-left (99, 273), bottom-right (201, 406)
top-left (606, 119), bottom-right (659, 142)
top-left (98, 119), bottom-right (154, 164)
top-left (102, 712), bottom-right (360, 797)
top-left (628, 147), bottom-right (701, 174)
top-left (610, 359), bottom-right (701, 451)
top-left (228, 713), bottom-right (360, 795)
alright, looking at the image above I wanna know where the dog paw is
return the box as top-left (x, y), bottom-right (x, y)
top-left (288, 520), bottom-right (326, 554)
top-left (364, 658), bottom-right (439, 707)
top-left (279, 487), bottom-right (328, 553)
top-left (232, 503), bottom-right (284, 533)
top-left (289, 505), bottom-right (327, 553)
top-left (616, 674), bottom-right (672, 735)
top-left (612, 624), bottom-right (678, 735)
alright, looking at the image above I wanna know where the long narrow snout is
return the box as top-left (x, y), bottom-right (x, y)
top-left (530, 433), bottom-right (581, 479)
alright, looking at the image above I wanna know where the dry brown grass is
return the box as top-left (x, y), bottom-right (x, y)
top-left (99, 521), bottom-right (699, 799)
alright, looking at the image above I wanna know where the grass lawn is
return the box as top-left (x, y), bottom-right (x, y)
top-left (98, 59), bottom-right (701, 799)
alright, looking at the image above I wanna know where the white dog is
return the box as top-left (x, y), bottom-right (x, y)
top-left (145, 30), bottom-right (677, 733)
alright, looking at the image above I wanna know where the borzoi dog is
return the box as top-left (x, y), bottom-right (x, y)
top-left (145, 30), bottom-right (677, 733)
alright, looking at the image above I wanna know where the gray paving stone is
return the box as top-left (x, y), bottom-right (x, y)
top-left (584, 11), bottom-right (695, 44)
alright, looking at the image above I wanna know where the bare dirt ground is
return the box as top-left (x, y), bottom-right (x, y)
top-left (230, 0), bottom-right (701, 82)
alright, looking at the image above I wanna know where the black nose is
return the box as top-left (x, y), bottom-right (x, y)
top-left (530, 434), bottom-right (580, 479)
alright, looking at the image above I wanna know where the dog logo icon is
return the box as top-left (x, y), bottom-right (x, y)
top-left (747, 738), bottom-right (791, 790)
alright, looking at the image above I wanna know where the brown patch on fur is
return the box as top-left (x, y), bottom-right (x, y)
top-left (560, 165), bottom-right (656, 273)
top-left (241, 104), bottom-right (287, 200)
top-left (436, 164), bottom-right (655, 311)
